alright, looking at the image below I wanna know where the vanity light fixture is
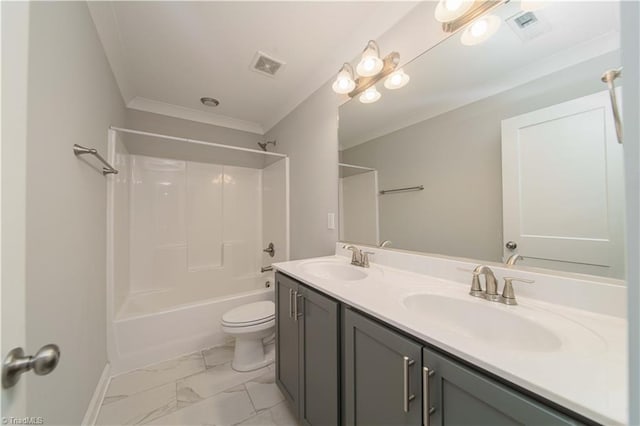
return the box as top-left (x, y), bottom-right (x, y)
top-left (461, 15), bottom-right (501, 46)
top-left (359, 86), bottom-right (381, 104)
top-left (434, 0), bottom-right (474, 23)
top-left (384, 69), bottom-right (410, 90)
top-left (438, 0), bottom-right (504, 33)
top-left (356, 41), bottom-right (385, 77)
top-left (332, 63), bottom-right (356, 94)
top-left (332, 40), bottom-right (405, 103)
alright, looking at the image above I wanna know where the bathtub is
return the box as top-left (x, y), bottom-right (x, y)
top-left (108, 285), bottom-right (273, 375)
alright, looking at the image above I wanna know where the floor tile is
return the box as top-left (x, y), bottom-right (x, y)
top-left (146, 386), bottom-right (255, 426)
top-left (106, 352), bottom-right (205, 402)
top-left (269, 402), bottom-right (298, 426)
top-left (96, 382), bottom-right (176, 425)
top-left (245, 370), bottom-right (284, 411)
top-left (203, 343), bottom-right (235, 368)
top-left (236, 410), bottom-right (276, 426)
top-left (177, 362), bottom-right (270, 408)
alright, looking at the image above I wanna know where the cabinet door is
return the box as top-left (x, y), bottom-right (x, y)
top-left (275, 272), bottom-right (300, 416)
top-left (344, 308), bottom-right (422, 426)
top-left (423, 348), bottom-right (579, 426)
top-left (299, 286), bottom-right (340, 426)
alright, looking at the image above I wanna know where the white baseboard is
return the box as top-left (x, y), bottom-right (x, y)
top-left (82, 363), bottom-right (111, 426)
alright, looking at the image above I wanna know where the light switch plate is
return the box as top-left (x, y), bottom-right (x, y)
top-left (328, 213), bottom-right (335, 230)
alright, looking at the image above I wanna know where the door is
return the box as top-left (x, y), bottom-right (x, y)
top-left (298, 286), bottom-right (339, 425)
top-left (423, 347), bottom-right (578, 425)
top-left (501, 89), bottom-right (625, 278)
top-left (275, 272), bottom-right (300, 416)
top-left (1, 1), bottom-right (30, 418)
top-left (344, 308), bottom-right (422, 426)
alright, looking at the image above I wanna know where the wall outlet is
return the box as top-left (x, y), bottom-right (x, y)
top-left (328, 213), bottom-right (335, 230)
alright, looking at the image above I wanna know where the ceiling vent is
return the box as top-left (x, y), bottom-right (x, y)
top-left (506, 11), bottom-right (551, 43)
top-left (251, 51), bottom-right (285, 78)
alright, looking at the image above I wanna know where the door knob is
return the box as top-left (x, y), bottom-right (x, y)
top-left (505, 241), bottom-right (517, 250)
top-left (2, 344), bottom-right (60, 389)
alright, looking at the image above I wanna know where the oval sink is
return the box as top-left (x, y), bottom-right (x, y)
top-left (403, 294), bottom-right (562, 352)
top-left (300, 261), bottom-right (368, 281)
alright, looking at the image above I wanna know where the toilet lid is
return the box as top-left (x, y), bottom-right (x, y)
top-left (222, 301), bottom-right (275, 325)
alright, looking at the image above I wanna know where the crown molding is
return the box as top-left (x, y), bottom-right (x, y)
top-left (126, 97), bottom-right (265, 135)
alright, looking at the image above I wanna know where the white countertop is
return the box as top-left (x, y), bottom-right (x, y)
top-left (274, 254), bottom-right (627, 425)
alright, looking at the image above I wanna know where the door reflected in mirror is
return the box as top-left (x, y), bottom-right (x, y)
top-left (338, 1), bottom-right (624, 279)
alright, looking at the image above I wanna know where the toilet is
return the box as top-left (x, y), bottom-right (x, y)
top-left (221, 300), bottom-right (275, 372)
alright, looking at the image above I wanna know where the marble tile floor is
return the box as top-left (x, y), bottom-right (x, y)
top-left (96, 342), bottom-right (297, 426)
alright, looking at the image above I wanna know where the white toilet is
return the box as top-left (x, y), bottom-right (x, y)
top-left (221, 300), bottom-right (275, 372)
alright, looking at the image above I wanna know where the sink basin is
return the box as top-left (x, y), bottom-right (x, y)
top-left (403, 294), bottom-right (562, 352)
top-left (300, 261), bottom-right (368, 281)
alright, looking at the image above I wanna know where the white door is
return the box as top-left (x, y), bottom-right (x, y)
top-left (1, 1), bottom-right (30, 418)
top-left (501, 89), bottom-right (625, 278)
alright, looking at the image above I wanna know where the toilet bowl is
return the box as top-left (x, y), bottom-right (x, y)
top-left (221, 300), bottom-right (275, 372)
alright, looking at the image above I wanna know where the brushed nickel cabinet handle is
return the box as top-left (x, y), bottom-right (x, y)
top-left (403, 356), bottom-right (416, 413)
top-left (423, 366), bottom-right (436, 426)
top-left (293, 291), bottom-right (303, 322)
top-left (288, 288), bottom-right (293, 319)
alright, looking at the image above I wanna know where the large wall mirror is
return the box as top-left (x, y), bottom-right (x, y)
top-left (338, 1), bottom-right (625, 279)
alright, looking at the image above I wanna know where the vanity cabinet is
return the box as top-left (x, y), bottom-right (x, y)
top-left (344, 307), bottom-right (581, 426)
top-left (275, 272), bottom-right (340, 425)
top-left (344, 307), bottom-right (422, 425)
top-left (277, 272), bottom-right (585, 426)
top-left (423, 347), bottom-right (578, 426)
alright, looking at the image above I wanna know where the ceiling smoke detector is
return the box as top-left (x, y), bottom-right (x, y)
top-left (200, 97), bottom-right (220, 107)
top-left (251, 51), bottom-right (285, 78)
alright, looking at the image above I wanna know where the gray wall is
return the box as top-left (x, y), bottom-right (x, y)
top-left (341, 51), bottom-right (620, 262)
top-left (24, 2), bottom-right (125, 423)
top-left (265, 83), bottom-right (340, 260)
top-left (125, 109), bottom-right (262, 150)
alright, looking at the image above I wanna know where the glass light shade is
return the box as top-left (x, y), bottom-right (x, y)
top-left (434, 0), bottom-right (474, 23)
top-left (359, 86), bottom-right (381, 104)
top-left (384, 69), bottom-right (410, 90)
top-left (461, 15), bottom-right (502, 46)
top-left (332, 68), bottom-right (356, 94)
top-left (356, 44), bottom-right (384, 77)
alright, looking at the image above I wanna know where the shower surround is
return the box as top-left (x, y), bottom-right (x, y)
top-left (107, 129), bottom-right (289, 374)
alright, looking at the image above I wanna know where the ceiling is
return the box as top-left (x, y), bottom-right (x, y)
top-left (88, 1), bottom-right (420, 135)
top-left (338, 1), bottom-right (621, 150)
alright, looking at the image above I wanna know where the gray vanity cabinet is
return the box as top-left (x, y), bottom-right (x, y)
top-left (423, 347), bottom-right (579, 426)
top-left (344, 307), bottom-right (422, 426)
top-left (275, 272), bottom-right (340, 425)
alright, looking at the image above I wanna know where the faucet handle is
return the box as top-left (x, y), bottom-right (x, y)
top-left (362, 251), bottom-right (374, 268)
top-left (501, 277), bottom-right (534, 305)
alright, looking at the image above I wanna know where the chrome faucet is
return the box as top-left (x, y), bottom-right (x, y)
top-left (343, 245), bottom-right (373, 268)
top-left (379, 240), bottom-right (392, 248)
top-left (505, 253), bottom-right (523, 265)
top-left (470, 265), bottom-right (500, 302)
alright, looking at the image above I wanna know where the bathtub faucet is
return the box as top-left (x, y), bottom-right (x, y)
top-left (261, 266), bottom-right (273, 273)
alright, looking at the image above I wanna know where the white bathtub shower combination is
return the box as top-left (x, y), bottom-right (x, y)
top-left (106, 128), bottom-right (289, 374)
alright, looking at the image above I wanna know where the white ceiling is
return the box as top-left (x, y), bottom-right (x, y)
top-left (338, 1), bottom-right (621, 150)
top-left (88, 1), bottom-right (420, 135)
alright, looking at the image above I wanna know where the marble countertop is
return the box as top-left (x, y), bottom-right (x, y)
top-left (273, 255), bottom-right (627, 425)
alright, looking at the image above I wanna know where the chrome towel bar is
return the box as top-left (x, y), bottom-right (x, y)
top-left (73, 144), bottom-right (118, 175)
top-left (379, 185), bottom-right (424, 195)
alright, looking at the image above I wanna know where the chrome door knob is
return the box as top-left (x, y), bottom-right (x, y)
top-left (505, 241), bottom-right (518, 250)
top-left (2, 344), bottom-right (60, 389)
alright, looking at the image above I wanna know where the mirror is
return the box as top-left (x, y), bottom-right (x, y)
top-left (338, 1), bottom-right (624, 279)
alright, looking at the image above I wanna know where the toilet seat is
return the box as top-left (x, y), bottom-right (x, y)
top-left (221, 301), bottom-right (274, 327)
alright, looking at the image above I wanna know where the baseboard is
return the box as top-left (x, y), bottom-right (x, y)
top-left (81, 363), bottom-right (111, 426)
